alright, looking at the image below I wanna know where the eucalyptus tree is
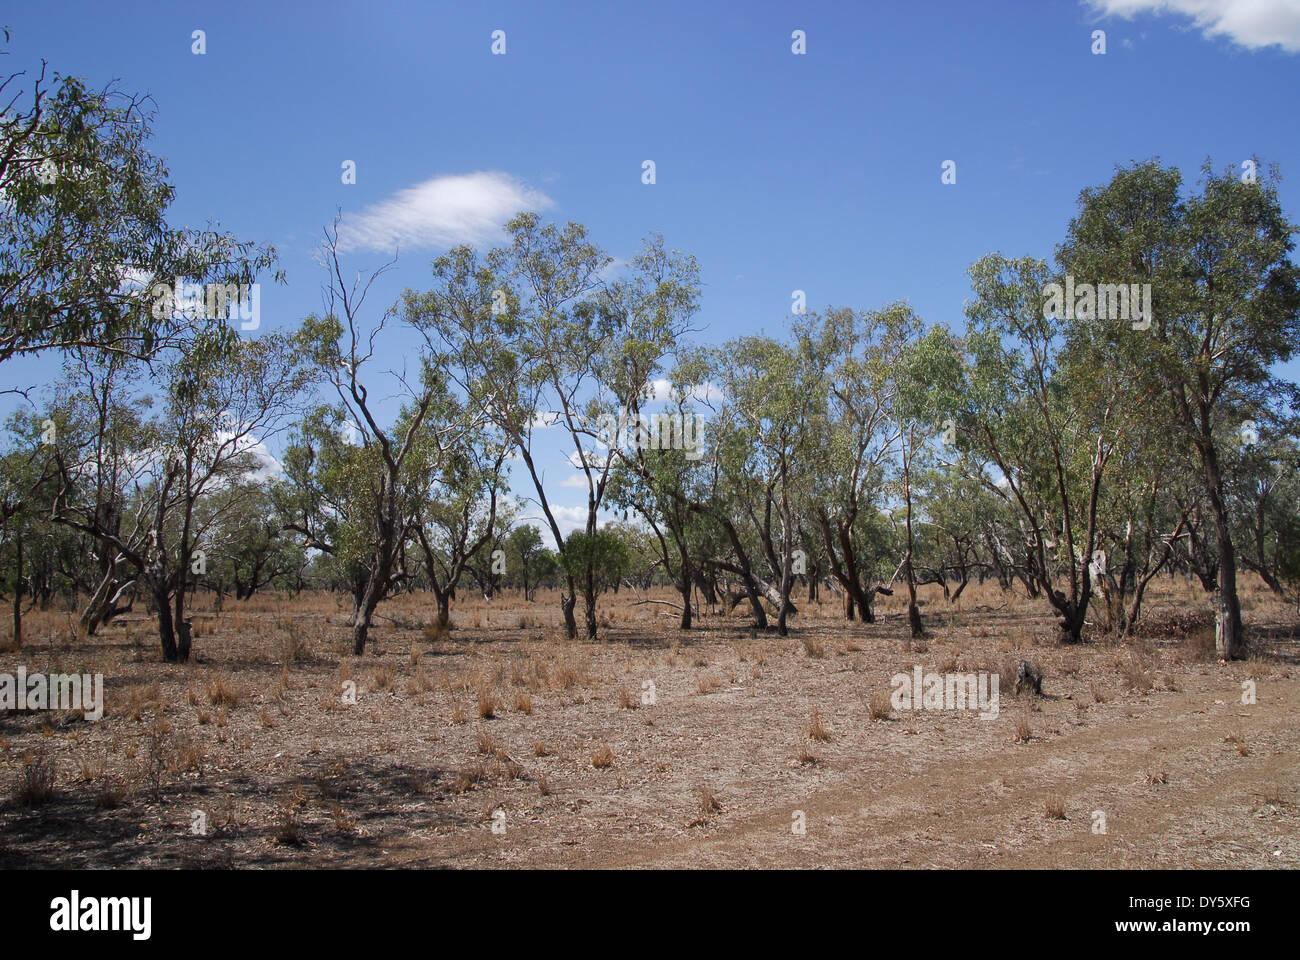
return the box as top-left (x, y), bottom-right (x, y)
top-left (710, 332), bottom-right (825, 636)
top-left (927, 255), bottom-right (1136, 644)
top-left (602, 358), bottom-right (715, 629)
top-left (35, 349), bottom-right (151, 634)
top-left (1226, 423), bottom-right (1300, 597)
top-left (1087, 403), bottom-right (1198, 637)
top-left (408, 217), bottom-right (699, 640)
top-left (410, 423), bottom-right (510, 629)
top-left (0, 58), bottom-right (278, 371)
top-left (503, 524), bottom-right (552, 601)
top-left (1057, 159), bottom-right (1300, 658)
top-left (0, 427), bottom-right (61, 646)
top-left (910, 459), bottom-right (995, 602)
top-left (569, 233), bottom-right (701, 636)
top-left (560, 528), bottom-right (630, 637)
top-left (406, 218), bottom-right (603, 637)
top-left (881, 306), bottom-right (933, 637)
top-left (294, 222), bottom-right (471, 654)
top-left (804, 306), bottom-right (913, 624)
top-left (279, 407), bottom-right (370, 602)
top-left (201, 479), bottom-right (306, 601)
top-left (46, 328), bottom-right (305, 661)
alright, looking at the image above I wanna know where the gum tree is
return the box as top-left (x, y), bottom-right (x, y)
top-left (408, 218), bottom-right (699, 640)
top-left (1058, 159), bottom-right (1300, 658)
top-left (710, 333), bottom-right (824, 636)
top-left (294, 224), bottom-right (456, 654)
top-left (929, 255), bottom-right (1134, 644)
top-left (48, 329), bottom-right (306, 661)
top-left (0, 58), bottom-right (278, 371)
top-left (806, 306), bottom-right (913, 624)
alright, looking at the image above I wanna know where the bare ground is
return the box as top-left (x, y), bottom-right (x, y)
top-left (0, 579), bottom-right (1296, 869)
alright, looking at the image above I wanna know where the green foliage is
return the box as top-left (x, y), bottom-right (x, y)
top-left (0, 65), bottom-right (278, 367)
top-left (561, 529), bottom-right (630, 604)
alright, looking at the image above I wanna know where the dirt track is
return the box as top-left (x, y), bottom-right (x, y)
top-left (551, 682), bottom-right (1298, 869)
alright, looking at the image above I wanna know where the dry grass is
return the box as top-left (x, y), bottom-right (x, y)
top-left (207, 677), bottom-right (241, 709)
top-left (453, 763), bottom-right (489, 794)
top-left (696, 785), bottom-right (722, 816)
top-left (370, 664), bottom-right (395, 691)
top-left (868, 689), bottom-right (893, 720)
top-left (1119, 656), bottom-right (1153, 693)
top-left (0, 576), bottom-right (1294, 869)
top-left (13, 748), bottom-right (57, 806)
top-left (802, 636), bottom-right (827, 659)
top-left (808, 708), bottom-right (832, 742)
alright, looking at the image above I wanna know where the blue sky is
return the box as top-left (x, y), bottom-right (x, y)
top-left (4, 0), bottom-right (1299, 539)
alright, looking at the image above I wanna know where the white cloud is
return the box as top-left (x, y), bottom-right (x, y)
top-left (545, 505), bottom-right (591, 541)
top-left (686, 380), bottom-right (726, 405)
top-left (337, 171), bottom-right (554, 253)
top-left (597, 256), bottom-right (625, 284)
top-left (117, 265), bottom-right (157, 290)
top-left (566, 449), bottom-right (606, 470)
top-left (646, 378), bottom-right (673, 401)
top-left (236, 436), bottom-right (283, 484)
top-left (1086, 0), bottom-right (1300, 52)
top-left (645, 378), bottom-right (725, 406)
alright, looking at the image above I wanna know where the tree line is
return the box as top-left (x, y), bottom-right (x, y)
top-left (2, 61), bottom-right (1297, 662)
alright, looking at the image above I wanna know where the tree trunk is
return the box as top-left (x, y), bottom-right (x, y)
top-left (1051, 591), bottom-right (1087, 645)
top-left (584, 589), bottom-right (598, 641)
top-left (155, 584), bottom-right (179, 662)
top-left (11, 530), bottom-right (21, 649)
top-left (907, 598), bottom-right (923, 639)
top-left (693, 569), bottom-right (718, 605)
top-left (352, 571), bottom-right (385, 655)
top-left (434, 588), bottom-right (451, 629)
top-left (903, 441), bottom-right (922, 639)
top-left (561, 587), bottom-right (578, 640)
top-left (1201, 442), bottom-right (1245, 659)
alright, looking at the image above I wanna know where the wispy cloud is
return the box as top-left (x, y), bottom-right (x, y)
top-left (550, 506), bottom-right (589, 541)
top-left (1086, 0), bottom-right (1300, 53)
top-left (646, 378), bottom-right (726, 406)
top-left (337, 171), bottom-right (554, 253)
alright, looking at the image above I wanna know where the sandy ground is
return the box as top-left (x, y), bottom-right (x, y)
top-left (0, 579), bottom-right (1295, 869)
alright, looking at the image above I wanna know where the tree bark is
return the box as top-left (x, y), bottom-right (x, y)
top-left (11, 530), bottom-right (21, 649)
top-left (1200, 441), bottom-right (1245, 659)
